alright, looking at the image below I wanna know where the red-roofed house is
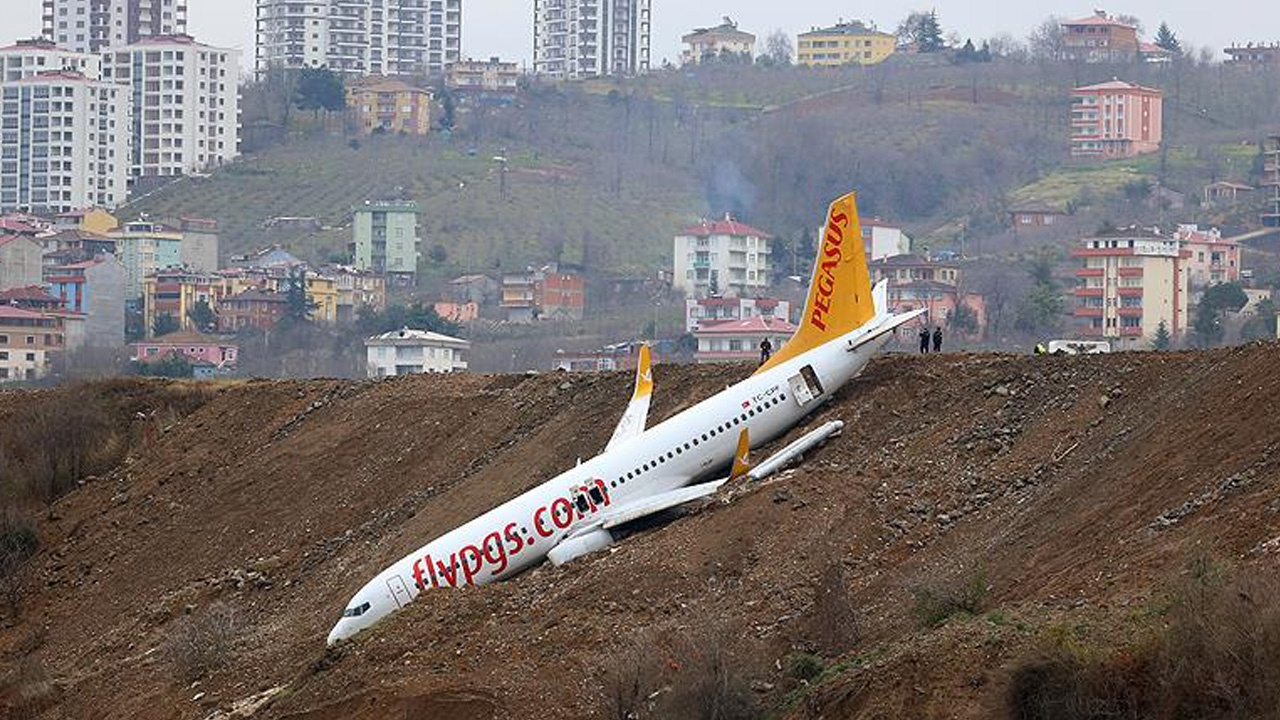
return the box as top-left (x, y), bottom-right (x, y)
top-left (0, 305), bottom-right (65, 382)
top-left (693, 316), bottom-right (796, 364)
top-left (674, 214), bottom-right (773, 298)
top-left (0, 234), bottom-right (44, 291)
top-left (131, 331), bottom-right (238, 369)
top-left (1061, 11), bottom-right (1140, 62)
top-left (870, 255), bottom-right (986, 336)
top-left (1071, 79), bottom-right (1163, 159)
top-left (685, 296), bottom-right (792, 332)
top-left (217, 289), bottom-right (288, 333)
top-left (0, 285), bottom-right (64, 311)
top-left (1175, 225), bottom-right (1240, 288)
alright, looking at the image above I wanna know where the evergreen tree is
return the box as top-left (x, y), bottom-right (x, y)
top-left (187, 300), bottom-right (217, 333)
top-left (1152, 320), bottom-right (1172, 350)
top-left (914, 10), bottom-right (945, 53)
top-left (153, 313), bottom-right (180, 338)
top-left (294, 67), bottom-right (346, 116)
top-left (282, 268), bottom-right (316, 324)
top-left (1193, 282), bottom-right (1248, 347)
top-left (1154, 22), bottom-right (1181, 54)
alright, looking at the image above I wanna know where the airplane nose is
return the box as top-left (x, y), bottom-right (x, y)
top-left (326, 622), bottom-right (348, 646)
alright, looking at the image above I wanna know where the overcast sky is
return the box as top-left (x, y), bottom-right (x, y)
top-left (8, 0), bottom-right (1278, 73)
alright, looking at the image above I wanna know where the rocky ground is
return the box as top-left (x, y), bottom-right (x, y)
top-left (1, 344), bottom-right (1279, 719)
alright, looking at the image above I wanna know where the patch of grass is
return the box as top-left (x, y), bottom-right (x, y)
top-left (911, 566), bottom-right (990, 628)
top-left (785, 652), bottom-right (824, 682)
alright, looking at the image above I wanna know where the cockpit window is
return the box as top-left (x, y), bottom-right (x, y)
top-left (342, 601), bottom-right (371, 618)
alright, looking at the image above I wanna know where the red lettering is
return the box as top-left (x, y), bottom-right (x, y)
top-left (504, 522), bottom-right (525, 555)
top-left (411, 558), bottom-right (428, 592)
top-left (436, 554), bottom-right (460, 587)
top-left (809, 309), bottom-right (827, 331)
top-left (459, 545), bottom-right (484, 585)
top-left (551, 498), bottom-right (573, 529)
top-left (482, 531), bottom-right (509, 575)
top-left (594, 479), bottom-right (612, 506)
top-left (534, 506), bottom-right (554, 537)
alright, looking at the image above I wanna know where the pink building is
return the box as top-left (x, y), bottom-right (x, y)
top-left (694, 316), bottom-right (797, 364)
top-left (1174, 225), bottom-right (1240, 289)
top-left (685, 296), bottom-right (791, 332)
top-left (131, 330), bottom-right (237, 368)
top-left (1071, 79), bottom-right (1163, 159)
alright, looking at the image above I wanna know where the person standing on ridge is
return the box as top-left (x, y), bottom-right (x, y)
top-left (933, 327), bottom-right (943, 353)
top-left (919, 326), bottom-right (931, 354)
top-left (759, 337), bottom-right (773, 364)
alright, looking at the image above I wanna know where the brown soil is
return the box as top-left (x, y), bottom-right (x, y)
top-left (2, 344), bottom-right (1279, 719)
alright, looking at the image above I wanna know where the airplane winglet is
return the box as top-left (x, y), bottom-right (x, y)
top-left (730, 427), bottom-right (751, 481)
top-left (631, 344), bottom-right (653, 401)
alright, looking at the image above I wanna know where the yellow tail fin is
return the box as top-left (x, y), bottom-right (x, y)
top-left (730, 428), bottom-right (751, 481)
top-left (631, 344), bottom-right (653, 400)
top-left (756, 192), bottom-right (874, 375)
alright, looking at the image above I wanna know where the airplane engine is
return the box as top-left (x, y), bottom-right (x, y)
top-left (547, 528), bottom-right (614, 566)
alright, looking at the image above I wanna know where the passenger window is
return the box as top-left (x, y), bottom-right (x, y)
top-left (588, 487), bottom-right (604, 504)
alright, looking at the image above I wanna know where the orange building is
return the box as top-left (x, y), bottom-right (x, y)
top-left (1071, 228), bottom-right (1189, 349)
top-left (1061, 11), bottom-right (1139, 62)
top-left (1071, 79), bottom-right (1163, 159)
top-left (347, 76), bottom-right (432, 135)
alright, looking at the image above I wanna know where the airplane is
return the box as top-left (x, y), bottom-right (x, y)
top-left (327, 192), bottom-right (927, 645)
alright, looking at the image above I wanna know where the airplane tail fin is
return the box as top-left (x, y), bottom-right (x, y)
top-left (756, 192), bottom-right (874, 375)
top-left (730, 428), bottom-right (752, 481)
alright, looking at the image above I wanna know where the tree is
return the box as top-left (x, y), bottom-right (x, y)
top-left (1028, 16), bottom-right (1065, 61)
top-left (187, 300), bottom-right (216, 333)
top-left (1015, 252), bottom-right (1065, 335)
top-left (294, 66), bottom-right (346, 116)
top-left (356, 303), bottom-right (462, 338)
top-left (153, 312), bottom-right (180, 338)
top-left (1241, 299), bottom-right (1277, 341)
top-left (437, 86), bottom-right (457, 130)
top-left (762, 30), bottom-right (794, 66)
top-left (1193, 282), bottom-right (1249, 347)
top-left (428, 244), bottom-right (448, 264)
top-left (1155, 22), bottom-right (1182, 54)
top-left (136, 351), bottom-right (194, 379)
top-left (1114, 14), bottom-right (1144, 36)
top-left (900, 10), bottom-right (945, 53)
top-left (1152, 320), bottom-right (1173, 350)
top-left (281, 268), bottom-right (315, 324)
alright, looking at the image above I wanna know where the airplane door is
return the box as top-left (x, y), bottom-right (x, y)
top-left (385, 575), bottom-right (413, 609)
top-left (788, 364), bottom-right (825, 407)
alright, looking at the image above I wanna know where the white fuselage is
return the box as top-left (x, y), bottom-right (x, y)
top-left (327, 313), bottom-right (912, 643)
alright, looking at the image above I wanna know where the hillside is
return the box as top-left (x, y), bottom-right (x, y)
top-left (2, 343), bottom-right (1280, 718)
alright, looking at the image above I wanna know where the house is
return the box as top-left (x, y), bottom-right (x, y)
top-left (446, 57), bottom-right (520, 102)
top-left (673, 215), bottom-right (773, 298)
top-left (869, 254), bottom-right (984, 334)
top-left (1071, 227), bottom-right (1190, 350)
top-left (500, 264), bottom-right (586, 322)
top-left (1060, 11), bottom-right (1140, 63)
top-left (554, 341), bottom-right (654, 372)
top-left (351, 200), bottom-right (421, 283)
top-left (132, 330), bottom-right (238, 369)
top-left (216, 289), bottom-right (288, 333)
top-left (230, 245), bottom-right (305, 270)
top-left (1138, 42), bottom-right (1175, 64)
top-left (685, 296), bottom-right (791, 333)
top-left (1224, 43), bottom-right (1280, 71)
top-left (110, 221), bottom-right (185, 299)
top-left (347, 76), bottom-right (432, 135)
top-left (433, 301), bottom-right (479, 323)
top-left (44, 256), bottom-right (127, 348)
top-left (1009, 205), bottom-right (1067, 231)
top-left (861, 217), bottom-right (911, 261)
top-left (1070, 79), bottom-right (1163, 159)
top-left (365, 327), bottom-right (469, 376)
top-left (41, 229), bottom-right (117, 267)
top-left (797, 21), bottom-right (895, 66)
top-left (0, 234), bottom-right (44, 291)
top-left (449, 274), bottom-right (499, 305)
top-left (1265, 134), bottom-right (1280, 228)
top-left (53, 207), bottom-right (119, 235)
top-left (143, 268), bottom-right (236, 337)
top-left (320, 264), bottom-right (387, 322)
top-left (1203, 180), bottom-right (1254, 206)
top-left (0, 305), bottom-right (66, 382)
top-left (1175, 225), bottom-right (1240, 289)
top-left (682, 17), bottom-right (756, 65)
top-left (693, 316), bottom-right (796, 364)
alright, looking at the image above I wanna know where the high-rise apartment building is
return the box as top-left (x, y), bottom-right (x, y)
top-left (43, 0), bottom-right (188, 54)
top-left (1071, 228), bottom-right (1189, 350)
top-left (255, 0), bottom-right (462, 78)
top-left (533, 0), bottom-right (651, 79)
top-left (1, 38), bottom-right (102, 82)
top-left (1070, 79), bottom-right (1163, 159)
top-left (0, 70), bottom-right (130, 213)
top-left (100, 35), bottom-right (241, 179)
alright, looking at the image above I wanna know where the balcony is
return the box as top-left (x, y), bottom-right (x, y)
top-left (1075, 267), bottom-right (1104, 277)
top-left (1117, 266), bottom-right (1144, 277)
top-left (1074, 307), bottom-right (1104, 318)
top-left (1117, 306), bottom-right (1143, 317)
top-left (1120, 326), bottom-right (1143, 337)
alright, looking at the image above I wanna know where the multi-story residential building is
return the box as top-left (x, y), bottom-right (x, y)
top-left (500, 263), bottom-right (585, 322)
top-left (1060, 11), bottom-right (1140, 63)
top-left (685, 296), bottom-right (790, 333)
top-left (1224, 43), bottom-right (1280, 70)
top-left (0, 70), bottom-right (130, 213)
top-left (255, 0), bottom-right (462, 78)
top-left (111, 220), bottom-right (183, 298)
top-left (347, 77), bottom-right (432, 135)
top-left (0, 305), bottom-right (65, 382)
top-left (1175, 225), bottom-right (1240, 289)
top-left (1071, 227), bottom-right (1190, 349)
top-left (0, 234), bottom-right (45, 290)
top-left (1070, 79), bottom-right (1163, 159)
top-left (43, 0), bottom-right (188, 54)
top-left (673, 216), bottom-right (772, 299)
top-left (1009, 205), bottom-right (1067, 231)
top-left (365, 327), bottom-right (469, 376)
top-left (533, 0), bottom-right (651, 79)
top-left (693, 316), bottom-right (795, 364)
top-left (44, 255), bottom-right (126, 347)
top-left (1264, 134), bottom-right (1280, 228)
top-left (869, 254), bottom-right (985, 334)
top-left (100, 35), bottom-right (241, 180)
top-left (860, 217), bottom-right (911, 261)
top-left (797, 21), bottom-right (895, 67)
top-left (132, 330), bottom-right (237, 369)
top-left (351, 200), bottom-right (420, 282)
top-left (682, 17), bottom-right (755, 65)
top-left (217, 288), bottom-right (288, 333)
top-left (319, 264), bottom-right (386, 322)
top-left (1, 38), bottom-right (101, 82)
top-left (446, 57), bottom-right (520, 101)
top-left (142, 267), bottom-right (234, 336)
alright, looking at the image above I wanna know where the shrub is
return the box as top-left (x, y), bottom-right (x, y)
top-left (911, 565), bottom-right (989, 628)
top-left (164, 602), bottom-right (241, 683)
top-left (662, 634), bottom-right (762, 720)
top-left (786, 652), bottom-right (824, 682)
top-left (0, 511), bottom-right (38, 617)
top-left (600, 634), bottom-right (658, 720)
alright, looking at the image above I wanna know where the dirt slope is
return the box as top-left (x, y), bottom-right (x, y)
top-left (2, 345), bottom-right (1279, 719)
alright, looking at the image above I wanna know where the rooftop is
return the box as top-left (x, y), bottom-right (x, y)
top-left (800, 21), bottom-right (892, 38)
top-left (870, 253), bottom-right (958, 268)
top-left (679, 215), bottom-right (773, 239)
top-left (141, 330), bottom-right (236, 346)
top-left (366, 327), bottom-right (469, 346)
top-left (1063, 11), bottom-right (1136, 29)
top-left (0, 305), bottom-right (48, 320)
top-left (1075, 78), bottom-right (1161, 94)
top-left (0, 286), bottom-right (60, 303)
top-left (694, 316), bottom-right (797, 335)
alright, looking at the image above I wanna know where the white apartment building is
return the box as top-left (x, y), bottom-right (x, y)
top-left (255, 0), bottom-right (462, 78)
top-left (0, 71), bottom-right (130, 214)
top-left (1, 38), bottom-right (101, 82)
top-left (533, 0), bottom-right (651, 79)
top-left (673, 215), bottom-right (773, 299)
top-left (101, 36), bottom-right (241, 179)
top-left (365, 327), bottom-right (469, 376)
top-left (43, 0), bottom-right (188, 54)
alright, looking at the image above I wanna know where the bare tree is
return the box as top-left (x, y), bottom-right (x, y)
top-left (1027, 17), bottom-right (1065, 61)
top-left (763, 30), bottom-right (793, 66)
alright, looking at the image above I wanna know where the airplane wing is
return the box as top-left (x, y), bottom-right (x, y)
top-left (604, 345), bottom-right (653, 452)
